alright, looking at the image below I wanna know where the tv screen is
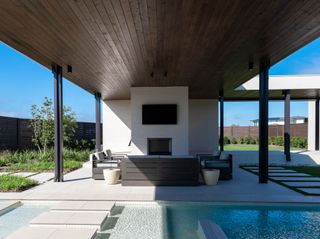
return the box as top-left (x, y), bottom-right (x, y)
top-left (142, 104), bottom-right (177, 125)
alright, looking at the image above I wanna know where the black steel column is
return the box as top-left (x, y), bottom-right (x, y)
top-left (316, 99), bottom-right (319, 151)
top-left (219, 90), bottom-right (224, 151)
top-left (52, 64), bottom-right (63, 182)
top-left (283, 90), bottom-right (291, 161)
top-left (95, 93), bottom-right (102, 152)
top-left (259, 59), bottom-right (269, 184)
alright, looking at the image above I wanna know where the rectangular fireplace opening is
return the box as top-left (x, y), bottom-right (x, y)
top-left (148, 138), bottom-right (172, 155)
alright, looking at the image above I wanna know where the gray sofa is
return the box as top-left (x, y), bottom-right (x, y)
top-left (92, 150), bottom-right (125, 180)
top-left (198, 152), bottom-right (233, 180)
top-left (121, 155), bottom-right (199, 186)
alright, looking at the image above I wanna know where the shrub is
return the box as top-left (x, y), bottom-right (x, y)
top-left (66, 139), bottom-right (95, 151)
top-left (223, 136), bottom-right (230, 145)
top-left (231, 137), bottom-right (238, 144)
top-left (0, 148), bottom-right (89, 167)
top-left (239, 137), bottom-right (245, 144)
top-left (274, 136), bottom-right (284, 146)
top-left (5, 160), bottom-right (83, 173)
top-left (291, 137), bottom-right (307, 149)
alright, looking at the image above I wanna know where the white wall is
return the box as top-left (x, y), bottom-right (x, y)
top-left (131, 87), bottom-right (189, 155)
top-left (189, 100), bottom-right (218, 155)
top-left (308, 100), bottom-right (317, 150)
top-left (102, 100), bottom-right (131, 152)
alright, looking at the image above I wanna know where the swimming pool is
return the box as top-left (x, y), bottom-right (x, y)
top-left (166, 203), bottom-right (320, 239)
top-left (0, 203), bottom-right (50, 239)
top-left (102, 202), bottom-right (320, 239)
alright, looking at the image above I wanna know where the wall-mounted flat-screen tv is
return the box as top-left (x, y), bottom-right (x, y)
top-left (142, 104), bottom-right (177, 125)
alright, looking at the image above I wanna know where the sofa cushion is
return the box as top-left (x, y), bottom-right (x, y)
top-left (219, 152), bottom-right (230, 160)
top-left (205, 161), bottom-right (229, 168)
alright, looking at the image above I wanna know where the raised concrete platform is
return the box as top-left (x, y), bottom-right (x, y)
top-left (5, 227), bottom-right (97, 239)
top-left (297, 188), bottom-right (320, 195)
top-left (283, 182), bottom-right (320, 187)
top-left (51, 201), bottom-right (115, 212)
top-left (0, 201), bottom-right (21, 214)
top-left (270, 177), bottom-right (320, 181)
top-left (30, 211), bottom-right (109, 229)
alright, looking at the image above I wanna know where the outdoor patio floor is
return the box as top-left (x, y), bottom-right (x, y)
top-left (0, 165), bottom-right (319, 204)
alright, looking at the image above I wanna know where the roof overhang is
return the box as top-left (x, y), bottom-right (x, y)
top-left (0, 1), bottom-right (320, 100)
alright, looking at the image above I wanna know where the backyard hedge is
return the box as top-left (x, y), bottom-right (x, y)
top-left (223, 136), bottom-right (307, 149)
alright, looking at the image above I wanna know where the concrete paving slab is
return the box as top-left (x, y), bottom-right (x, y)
top-left (270, 177), bottom-right (320, 181)
top-left (29, 173), bottom-right (54, 183)
top-left (251, 169), bottom-right (296, 173)
top-left (297, 188), bottom-right (320, 195)
top-left (283, 182), bottom-right (320, 187)
top-left (30, 211), bottom-right (108, 228)
top-left (0, 201), bottom-right (21, 214)
top-left (243, 167), bottom-right (285, 170)
top-left (0, 172), bottom-right (9, 176)
top-left (12, 172), bottom-right (38, 178)
top-left (268, 173), bottom-right (310, 177)
top-left (52, 201), bottom-right (115, 212)
top-left (5, 226), bottom-right (97, 239)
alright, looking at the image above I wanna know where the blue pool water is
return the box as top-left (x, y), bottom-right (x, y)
top-left (165, 203), bottom-right (320, 239)
top-left (0, 204), bottom-right (49, 238)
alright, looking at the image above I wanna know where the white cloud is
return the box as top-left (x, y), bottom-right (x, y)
top-left (0, 111), bottom-right (18, 117)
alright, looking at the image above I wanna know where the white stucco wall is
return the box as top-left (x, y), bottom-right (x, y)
top-left (308, 100), bottom-right (317, 150)
top-left (131, 87), bottom-right (189, 155)
top-left (102, 100), bottom-right (131, 152)
top-left (189, 99), bottom-right (218, 155)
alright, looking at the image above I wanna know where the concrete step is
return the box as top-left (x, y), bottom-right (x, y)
top-left (5, 226), bottom-right (97, 239)
top-left (0, 201), bottom-right (21, 215)
top-left (30, 211), bottom-right (109, 229)
top-left (51, 201), bottom-right (115, 212)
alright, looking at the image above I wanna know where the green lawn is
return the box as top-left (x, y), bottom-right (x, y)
top-left (284, 166), bottom-right (320, 177)
top-left (0, 175), bottom-right (38, 192)
top-left (224, 144), bottom-right (303, 151)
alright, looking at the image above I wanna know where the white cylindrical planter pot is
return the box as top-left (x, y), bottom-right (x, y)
top-left (103, 169), bottom-right (120, 185)
top-left (202, 169), bottom-right (220, 185)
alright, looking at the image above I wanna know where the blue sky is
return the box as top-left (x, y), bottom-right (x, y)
top-left (0, 37), bottom-right (320, 124)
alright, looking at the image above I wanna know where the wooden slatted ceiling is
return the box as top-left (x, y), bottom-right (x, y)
top-left (0, 0), bottom-right (320, 99)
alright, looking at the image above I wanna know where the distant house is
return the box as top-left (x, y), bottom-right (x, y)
top-left (251, 116), bottom-right (307, 126)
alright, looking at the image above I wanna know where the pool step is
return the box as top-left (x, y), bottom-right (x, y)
top-left (197, 220), bottom-right (228, 239)
top-left (5, 226), bottom-right (97, 239)
top-left (30, 211), bottom-right (109, 229)
top-left (0, 201), bottom-right (21, 215)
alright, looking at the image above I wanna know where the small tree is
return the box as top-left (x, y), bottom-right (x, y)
top-left (30, 97), bottom-right (77, 154)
